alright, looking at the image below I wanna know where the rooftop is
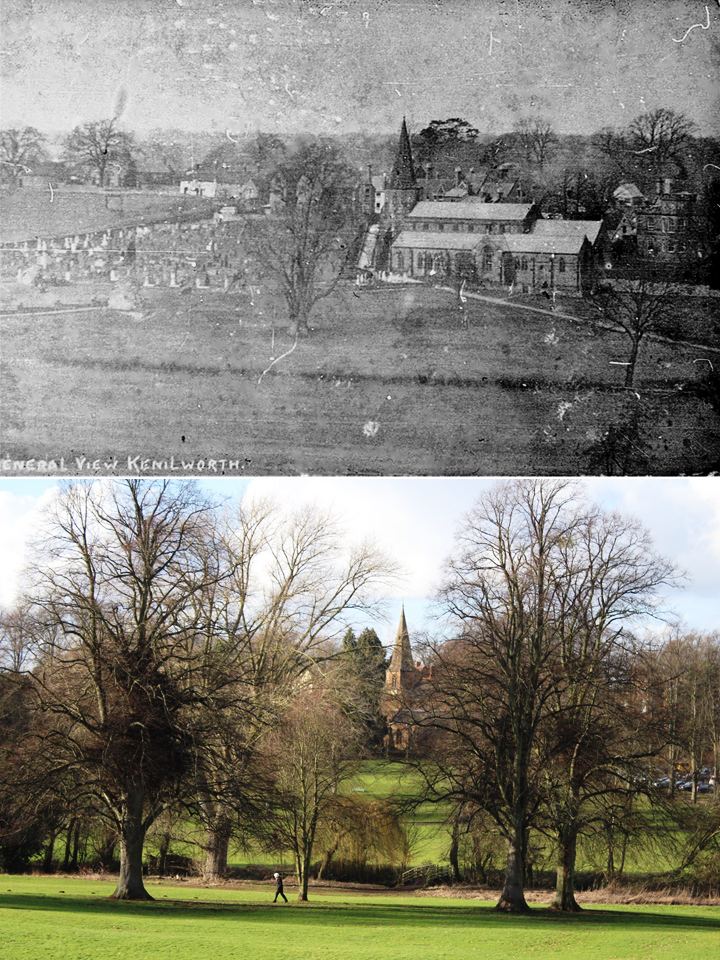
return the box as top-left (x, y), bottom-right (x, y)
top-left (393, 230), bottom-right (483, 250)
top-left (408, 201), bottom-right (533, 221)
top-left (533, 219), bottom-right (603, 244)
top-left (500, 233), bottom-right (588, 255)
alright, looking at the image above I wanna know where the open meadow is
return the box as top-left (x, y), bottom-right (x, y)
top-left (1, 876), bottom-right (719, 960)
top-left (2, 284), bottom-right (719, 475)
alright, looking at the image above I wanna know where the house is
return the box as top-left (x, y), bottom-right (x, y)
top-left (476, 163), bottom-right (525, 203)
top-left (360, 166), bottom-right (387, 217)
top-left (179, 174), bottom-right (217, 198)
top-left (635, 178), bottom-right (701, 263)
top-left (19, 161), bottom-right (67, 189)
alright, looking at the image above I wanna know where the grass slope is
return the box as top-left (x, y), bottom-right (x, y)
top-left (1, 877), bottom-right (719, 960)
top-left (3, 284), bottom-right (718, 474)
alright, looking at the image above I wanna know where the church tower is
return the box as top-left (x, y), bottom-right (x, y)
top-left (377, 118), bottom-right (422, 271)
top-left (385, 117), bottom-right (421, 226)
top-left (385, 605), bottom-right (419, 696)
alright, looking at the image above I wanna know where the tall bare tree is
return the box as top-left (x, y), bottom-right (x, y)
top-left (243, 139), bottom-right (359, 336)
top-left (262, 689), bottom-right (364, 900)
top-left (626, 108), bottom-right (696, 179)
top-left (180, 497), bottom-right (398, 881)
top-left (514, 118), bottom-right (557, 172)
top-left (416, 479), bottom-right (677, 912)
top-left (591, 272), bottom-right (678, 388)
top-left (62, 118), bottom-right (135, 186)
top-left (19, 480), bottom-right (222, 899)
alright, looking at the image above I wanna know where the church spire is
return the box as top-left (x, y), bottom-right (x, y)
top-left (389, 117), bottom-right (416, 190)
top-left (388, 604), bottom-right (415, 674)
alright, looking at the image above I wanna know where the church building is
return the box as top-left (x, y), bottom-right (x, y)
top-left (383, 606), bottom-right (431, 751)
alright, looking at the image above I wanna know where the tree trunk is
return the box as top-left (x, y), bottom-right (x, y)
top-left (496, 826), bottom-right (530, 913)
top-left (70, 820), bottom-right (81, 871)
top-left (110, 787), bottom-right (153, 900)
top-left (62, 819), bottom-right (75, 872)
top-left (204, 818), bottom-right (231, 881)
top-left (43, 832), bottom-right (56, 873)
top-left (449, 821), bottom-right (461, 882)
top-left (550, 824), bottom-right (582, 912)
top-left (624, 339), bottom-right (640, 388)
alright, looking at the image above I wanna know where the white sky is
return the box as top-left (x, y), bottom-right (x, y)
top-left (1, 477), bottom-right (718, 648)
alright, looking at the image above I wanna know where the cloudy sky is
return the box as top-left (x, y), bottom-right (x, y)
top-left (1, 477), bottom-right (718, 650)
top-left (2, 0), bottom-right (718, 139)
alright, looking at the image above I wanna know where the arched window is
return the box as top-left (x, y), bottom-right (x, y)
top-left (521, 257), bottom-right (528, 271)
top-left (558, 258), bottom-right (566, 273)
top-left (482, 246), bottom-right (493, 272)
top-left (396, 251), bottom-right (404, 271)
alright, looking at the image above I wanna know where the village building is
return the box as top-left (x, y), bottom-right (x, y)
top-left (635, 177), bottom-right (701, 263)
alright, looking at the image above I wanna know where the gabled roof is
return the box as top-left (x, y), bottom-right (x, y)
top-left (613, 182), bottom-right (644, 201)
top-left (533, 219), bottom-right (603, 245)
top-left (393, 230), bottom-right (483, 250)
top-left (500, 233), bottom-right (588, 255)
top-left (371, 175), bottom-right (386, 193)
top-left (408, 201), bottom-right (533, 221)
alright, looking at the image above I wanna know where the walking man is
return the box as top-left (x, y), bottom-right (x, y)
top-left (273, 872), bottom-right (288, 903)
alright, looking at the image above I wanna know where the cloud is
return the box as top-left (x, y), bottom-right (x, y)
top-left (0, 484), bottom-right (61, 607)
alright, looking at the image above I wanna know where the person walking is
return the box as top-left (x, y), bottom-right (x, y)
top-left (273, 872), bottom-right (288, 903)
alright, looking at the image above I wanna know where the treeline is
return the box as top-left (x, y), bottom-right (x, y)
top-left (0, 480), bottom-right (718, 911)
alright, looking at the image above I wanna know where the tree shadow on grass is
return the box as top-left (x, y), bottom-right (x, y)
top-left (2, 893), bottom-right (720, 935)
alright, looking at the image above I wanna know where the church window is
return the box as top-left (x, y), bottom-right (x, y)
top-left (468, 224), bottom-right (475, 233)
top-left (453, 223), bottom-right (459, 232)
top-left (438, 223), bottom-right (445, 232)
top-left (423, 222), bottom-right (429, 231)
top-left (396, 252), bottom-right (404, 271)
top-left (668, 218), bottom-right (676, 233)
top-left (482, 246), bottom-right (493, 272)
top-left (558, 258), bottom-right (566, 273)
top-left (485, 224), bottom-right (493, 234)
top-left (520, 258), bottom-right (528, 271)
top-left (392, 675), bottom-right (397, 691)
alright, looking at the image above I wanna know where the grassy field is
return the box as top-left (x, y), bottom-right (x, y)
top-left (2, 283), bottom-right (719, 475)
top-left (1, 876), bottom-right (719, 960)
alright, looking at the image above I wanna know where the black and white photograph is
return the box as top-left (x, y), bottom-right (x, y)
top-left (1, 0), bottom-right (718, 476)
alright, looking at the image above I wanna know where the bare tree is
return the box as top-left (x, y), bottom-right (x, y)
top-left (62, 118), bottom-right (135, 187)
top-left (243, 139), bottom-right (359, 336)
top-left (417, 479), bottom-right (678, 912)
top-left (514, 118), bottom-right (557, 172)
top-left (262, 690), bottom-right (364, 900)
top-left (591, 272), bottom-right (678, 388)
top-left (181, 498), bottom-right (398, 881)
top-left (0, 127), bottom-right (46, 183)
top-left (19, 480), bottom-right (222, 899)
top-left (626, 108), bottom-right (697, 178)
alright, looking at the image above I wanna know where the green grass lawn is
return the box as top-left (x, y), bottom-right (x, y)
top-left (1, 876), bottom-right (718, 960)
